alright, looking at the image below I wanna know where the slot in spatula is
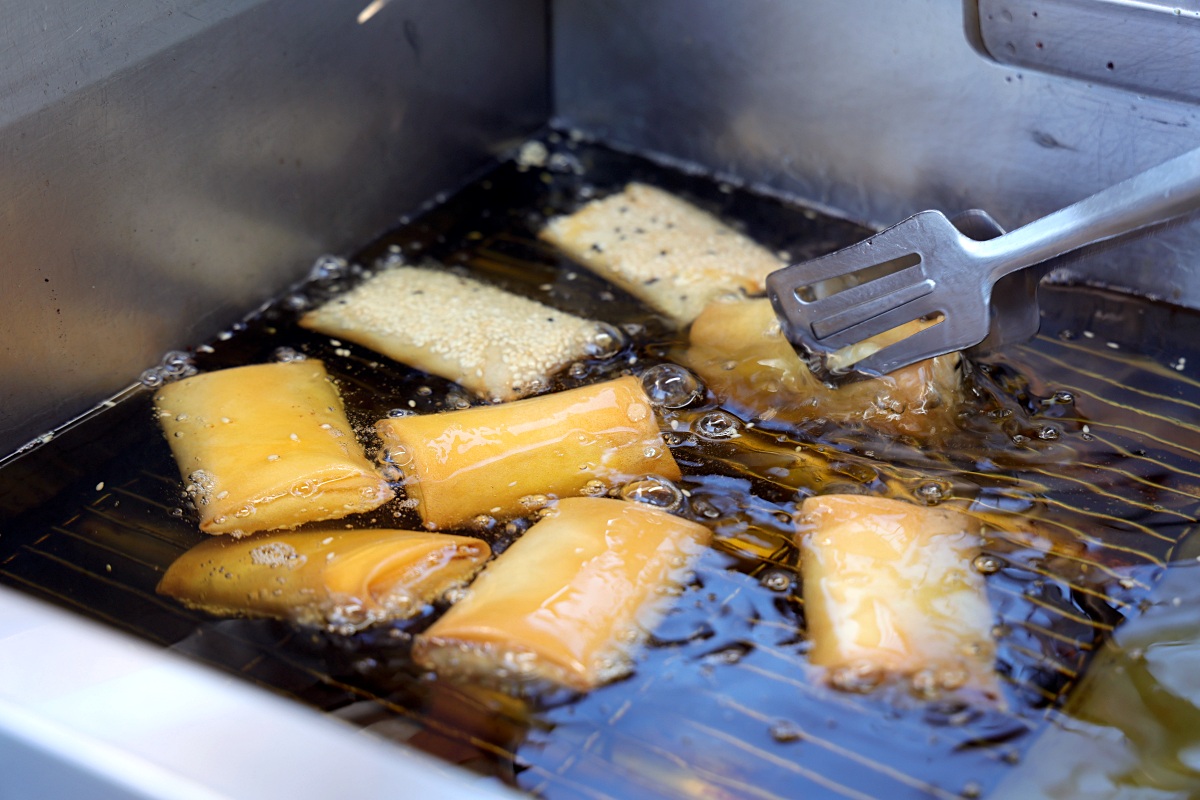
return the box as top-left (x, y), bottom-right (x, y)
top-left (766, 148), bottom-right (1200, 380)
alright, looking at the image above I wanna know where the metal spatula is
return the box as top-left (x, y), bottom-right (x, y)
top-left (766, 148), bottom-right (1200, 379)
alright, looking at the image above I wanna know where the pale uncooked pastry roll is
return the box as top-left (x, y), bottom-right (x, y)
top-left (155, 360), bottom-right (393, 536)
top-left (376, 376), bottom-right (681, 530)
top-left (540, 183), bottom-right (784, 326)
top-left (796, 494), bottom-right (1001, 704)
top-left (300, 265), bottom-right (608, 401)
top-left (412, 496), bottom-right (711, 691)
top-left (684, 297), bottom-right (962, 438)
top-left (158, 528), bottom-right (489, 632)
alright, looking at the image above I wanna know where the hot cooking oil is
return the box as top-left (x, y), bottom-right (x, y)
top-left (0, 132), bottom-right (1197, 800)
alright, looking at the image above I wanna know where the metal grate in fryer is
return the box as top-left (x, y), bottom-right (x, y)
top-left (2, 137), bottom-right (1199, 799)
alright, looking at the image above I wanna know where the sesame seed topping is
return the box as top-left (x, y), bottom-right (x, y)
top-left (540, 183), bottom-right (783, 326)
top-left (301, 265), bottom-right (603, 401)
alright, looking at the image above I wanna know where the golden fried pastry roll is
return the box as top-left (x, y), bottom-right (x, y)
top-left (158, 528), bottom-right (489, 632)
top-left (413, 497), bottom-right (710, 691)
top-left (376, 376), bottom-right (681, 530)
top-left (684, 297), bottom-right (961, 438)
top-left (155, 360), bottom-right (393, 536)
top-left (540, 183), bottom-right (784, 326)
top-left (797, 494), bottom-right (1000, 704)
top-left (300, 265), bottom-right (607, 401)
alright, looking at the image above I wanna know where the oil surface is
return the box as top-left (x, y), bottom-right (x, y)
top-left (1, 134), bottom-right (1198, 799)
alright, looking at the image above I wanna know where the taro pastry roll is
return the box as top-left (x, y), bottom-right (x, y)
top-left (796, 494), bottom-right (1001, 705)
top-left (376, 375), bottom-right (681, 530)
top-left (685, 297), bottom-right (962, 438)
top-left (300, 265), bottom-right (609, 402)
top-left (540, 182), bottom-right (784, 327)
top-left (413, 496), bottom-right (711, 691)
top-left (155, 360), bottom-right (393, 536)
top-left (158, 528), bottom-right (489, 632)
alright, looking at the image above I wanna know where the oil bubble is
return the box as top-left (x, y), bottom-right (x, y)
top-left (768, 720), bottom-right (804, 743)
top-left (972, 554), bottom-right (1005, 574)
top-left (914, 481), bottom-right (949, 505)
top-left (619, 476), bottom-right (684, 512)
top-left (273, 347), bottom-right (305, 363)
top-left (519, 494), bottom-right (551, 511)
top-left (696, 411), bottom-right (741, 439)
top-left (388, 445), bottom-right (414, 467)
top-left (586, 323), bottom-right (626, 359)
top-left (308, 254), bottom-right (349, 282)
top-left (828, 661), bottom-right (883, 693)
top-left (759, 569), bottom-right (793, 592)
top-left (139, 368), bottom-right (166, 388)
top-left (580, 479), bottom-right (608, 497)
top-left (547, 151), bottom-right (584, 174)
top-left (640, 364), bottom-right (703, 409)
top-left (161, 351), bottom-right (195, 377)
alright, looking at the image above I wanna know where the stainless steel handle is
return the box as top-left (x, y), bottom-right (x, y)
top-left (974, 147), bottom-right (1200, 281)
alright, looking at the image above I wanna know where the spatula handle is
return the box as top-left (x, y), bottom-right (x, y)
top-left (978, 147), bottom-right (1200, 280)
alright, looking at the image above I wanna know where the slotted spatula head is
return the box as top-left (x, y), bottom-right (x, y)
top-left (767, 210), bottom-right (1006, 380)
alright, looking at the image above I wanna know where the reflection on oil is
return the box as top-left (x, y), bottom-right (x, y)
top-left (994, 562), bottom-right (1200, 799)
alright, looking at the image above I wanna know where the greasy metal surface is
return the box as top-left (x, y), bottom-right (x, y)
top-left (3, 138), bottom-right (1199, 799)
top-left (0, 0), bottom-right (548, 458)
top-left (0, 585), bottom-right (524, 800)
top-left (551, 0), bottom-right (1200, 310)
top-left (978, 0), bottom-right (1200, 105)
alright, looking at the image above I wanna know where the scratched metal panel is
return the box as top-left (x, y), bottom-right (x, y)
top-left (0, 0), bottom-right (548, 458)
top-left (551, 0), bottom-right (1200, 310)
top-left (978, 0), bottom-right (1200, 105)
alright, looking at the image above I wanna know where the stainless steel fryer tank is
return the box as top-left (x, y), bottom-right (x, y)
top-left (3, 1), bottom-right (1200, 797)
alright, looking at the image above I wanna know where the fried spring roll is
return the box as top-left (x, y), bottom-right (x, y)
top-left (155, 360), bottom-right (393, 536)
top-left (376, 376), bottom-right (681, 530)
top-left (413, 497), bottom-right (711, 691)
top-left (684, 297), bottom-right (962, 437)
top-left (540, 183), bottom-right (784, 326)
top-left (158, 528), bottom-right (489, 632)
top-left (797, 494), bottom-right (1001, 704)
top-left (300, 265), bottom-right (606, 401)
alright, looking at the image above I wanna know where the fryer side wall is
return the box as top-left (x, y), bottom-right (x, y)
top-left (551, 0), bottom-right (1200, 311)
top-left (0, 0), bottom-right (549, 458)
